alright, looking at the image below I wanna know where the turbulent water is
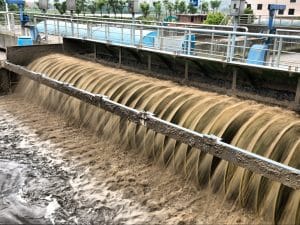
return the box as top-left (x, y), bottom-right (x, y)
top-left (18, 53), bottom-right (300, 224)
top-left (0, 98), bottom-right (158, 224)
top-left (0, 96), bottom-right (264, 224)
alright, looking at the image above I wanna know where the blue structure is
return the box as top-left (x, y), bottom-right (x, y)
top-left (247, 4), bottom-right (286, 65)
top-left (6, 0), bottom-right (39, 45)
top-left (6, 0), bottom-right (29, 26)
top-left (183, 34), bottom-right (196, 55)
top-left (17, 36), bottom-right (33, 46)
top-left (190, 0), bottom-right (200, 7)
top-left (268, 4), bottom-right (286, 35)
top-left (246, 44), bottom-right (268, 65)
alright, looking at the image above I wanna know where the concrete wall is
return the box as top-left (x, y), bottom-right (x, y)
top-left (0, 33), bottom-right (18, 49)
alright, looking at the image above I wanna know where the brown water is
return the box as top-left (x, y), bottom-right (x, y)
top-left (0, 95), bottom-right (264, 224)
top-left (19, 53), bottom-right (300, 224)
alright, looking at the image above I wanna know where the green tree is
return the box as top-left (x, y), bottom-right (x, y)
top-left (210, 0), bottom-right (221, 12)
top-left (108, 0), bottom-right (118, 17)
top-left (204, 12), bottom-right (225, 24)
top-left (174, 0), bottom-right (179, 14)
top-left (88, 0), bottom-right (97, 14)
top-left (163, 0), bottom-right (169, 16)
top-left (200, 0), bottom-right (208, 13)
top-left (8, 4), bottom-right (19, 11)
top-left (105, 0), bottom-right (110, 14)
top-left (244, 7), bottom-right (253, 14)
top-left (118, 0), bottom-right (127, 17)
top-left (153, 1), bottom-right (162, 20)
top-left (54, 0), bottom-right (67, 14)
top-left (75, 0), bottom-right (87, 15)
top-left (178, 0), bottom-right (186, 14)
top-left (167, 2), bottom-right (174, 16)
top-left (241, 7), bottom-right (254, 24)
top-left (140, 1), bottom-right (150, 18)
top-left (96, 0), bottom-right (107, 16)
top-left (0, 0), bottom-right (5, 10)
top-left (187, 3), bottom-right (197, 14)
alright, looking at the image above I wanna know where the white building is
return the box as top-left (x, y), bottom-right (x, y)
top-left (245, 0), bottom-right (300, 16)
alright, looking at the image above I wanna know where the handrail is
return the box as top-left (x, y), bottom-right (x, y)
top-left (33, 15), bottom-right (300, 40)
top-left (0, 11), bottom-right (250, 32)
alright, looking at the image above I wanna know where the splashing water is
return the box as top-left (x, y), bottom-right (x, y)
top-left (18, 53), bottom-right (300, 224)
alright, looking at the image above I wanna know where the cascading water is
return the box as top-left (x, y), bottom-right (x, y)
top-left (18, 53), bottom-right (300, 224)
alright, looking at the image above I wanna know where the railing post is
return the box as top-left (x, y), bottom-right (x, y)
top-left (76, 21), bottom-right (79, 37)
top-left (105, 24), bottom-right (108, 41)
top-left (65, 19), bottom-right (68, 35)
top-left (226, 34), bottom-right (232, 62)
top-left (139, 27), bottom-right (143, 47)
top-left (33, 17), bottom-right (37, 30)
top-left (187, 29), bottom-right (192, 55)
top-left (121, 26), bottom-right (124, 44)
top-left (87, 22), bottom-right (92, 39)
top-left (57, 19), bottom-right (60, 41)
top-left (210, 28), bottom-right (215, 55)
top-left (10, 13), bottom-right (15, 32)
top-left (159, 28), bottom-right (163, 50)
top-left (54, 19), bottom-right (57, 35)
top-left (276, 37), bottom-right (283, 67)
top-left (272, 37), bottom-right (278, 66)
top-left (44, 18), bottom-right (48, 41)
top-left (71, 14), bottom-right (74, 37)
top-left (4, 11), bottom-right (7, 31)
top-left (130, 24), bottom-right (134, 45)
top-left (5, 6), bottom-right (10, 32)
top-left (242, 35), bottom-right (247, 62)
top-left (107, 25), bottom-right (110, 41)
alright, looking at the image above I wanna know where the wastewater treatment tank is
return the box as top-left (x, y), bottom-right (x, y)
top-left (0, 23), bottom-right (299, 224)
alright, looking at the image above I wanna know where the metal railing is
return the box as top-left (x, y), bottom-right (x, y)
top-left (33, 14), bottom-right (300, 73)
top-left (237, 14), bottom-right (300, 28)
top-left (29, 12), bottom-right (249, 32)
top-left (0, 12), bottom-right (300, 73)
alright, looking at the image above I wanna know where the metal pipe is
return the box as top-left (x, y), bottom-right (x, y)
top-left (3, 60), bottom-right (300, 190)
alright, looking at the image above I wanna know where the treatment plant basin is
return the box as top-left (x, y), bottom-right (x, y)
top-left (0, 33), bottom-right (299, 224)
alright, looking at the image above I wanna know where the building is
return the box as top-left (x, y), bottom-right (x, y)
top-left (246, 0), bottom-right (300, 16)
top-left (177, 14), bottom-right (207, 23)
